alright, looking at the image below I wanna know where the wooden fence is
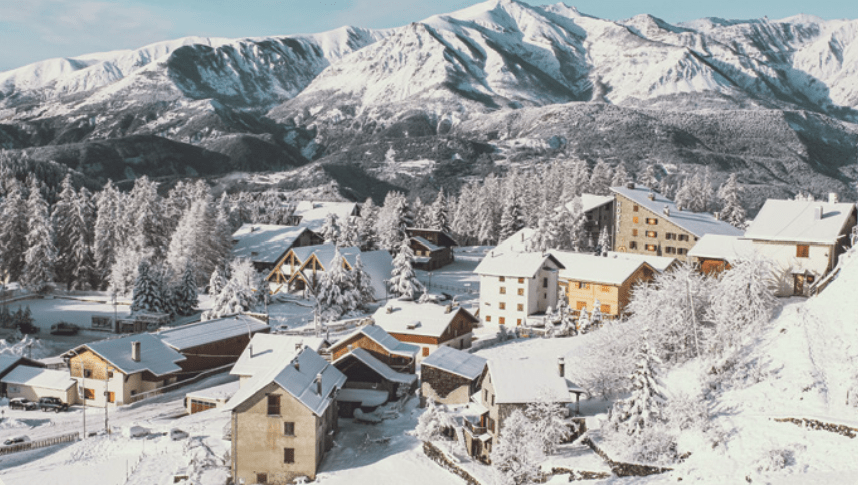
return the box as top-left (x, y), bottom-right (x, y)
top-left (0, 432), bottom-right (79, 456)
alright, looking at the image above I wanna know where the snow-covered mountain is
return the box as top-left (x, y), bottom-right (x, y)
top-left (1, 0), bottom-right (858, 201)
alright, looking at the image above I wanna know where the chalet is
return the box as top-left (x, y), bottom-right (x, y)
top-left (463, 356), bottom-right (585, 463)
top-left (567, 194), bottom-right (615, 249)
top-left (550, 251), bottom-right (664, 319)
top-left (286, 201), bottom-right (360, 232)
top-left (741, 196), bottom-right (857, 296)
top-left (0, 354), bottom-right (44, 397)
top-left (421, 346), bottom-right (487, 405)
top-left (327, 324), bottom-right (419, 374)
top-left (611, 183), bottom-right (743, 259)
top-left (66, 333), bottom-right (185, 407)
top-left (332, 347), bottom-right (417, 417)
top-left (687, 234), bottom-right (755, 275)
top-left (224, 347), bottom-right (346, 484)
top-left (372, 301), bottom-right (479, 360)
top-left (155, 315), bottom-right (270, 375)
top-left (409, 236), bottom-right (454, 271)
top-left (266, 244), bottom-right (393, 300)
top-left (2, 365), bottom-right (77, 405)
top-left (475, 229), bottom-right (565, 326)
top-left (230, 334), bottom-right (328, 386)
top-left (231, 224), bottom-right (322, 272)
top-left (405, 227), bottom-right (459, 249)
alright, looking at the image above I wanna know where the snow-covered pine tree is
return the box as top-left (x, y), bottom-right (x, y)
top-left (208, 265), bottom-right (228, 296)
top-left (173, 261), bottom-right (199, 316)
top-left (131, 259), bottom-right (165, 314)
top-left (428, 189), bottom-right (450, 234)
top-left (595, 227), bottom-right (611, 255)
top-left (93, 180), bottom-right (122, 286)
top-left (70, 188), bottom-right (96, 290)
top-left (491, 408), bottom-right (545, 484)
top-left (339, 216), bottom-right (361, 248)
top-left (356, 198), bottom-right (378, 251)
top-left (51, 174), bottom-right (77, 288)
top-left (608, 331), bottom-right (666, 436)
top-left (416, 400), bottom-right (457, 442)
top-left (202, 259), bottom-right (258, 320)
top-left (0, 180), bottom-right (28, 282)
top-left (638, 164), bottom-right (660, 191)
top-left (389, 238), bottom-right (424, 301)
top-left (611, 165), bottom-right (630, 187)
top-left (526, 397), bottom-right (570, 454)
top-left (527, 214), bottom-right (552, 253)
top-left (351, 254), bottom-right (376, 308)
top-left (563, 159), bottom-right (590, 201)
top-left (591, 299), bottom-right (603, 327)
top-left (376, 192), bottom-right (410, 251)
top-left (717, 173), bottom-right (747, 229)
top-left (498, 195), bottom-right (525, 243)
top-left (315, 248), bottom-right (358, 318)
top-left (589, 160), bottom-right (614, 196)
top-left (673, 176), bottom-right (695, 211)
top-left (566, 198), bottom-right (589, 252)
top-left (320, 213), bottom-right (342, 245)
top-left (577, 307), bottom-right (591, 334)
top-left (126, 176), bottom-right (168, 258)
top-left (411, 197), bottom-right (428, 228)
top-left (22, 178), bottom-right (56, 293)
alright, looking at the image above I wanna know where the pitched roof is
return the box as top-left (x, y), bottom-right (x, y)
top-left (569, 194), bottom-right (614, 214)
top-left (230, 334), bottom-right (327, 378)
top-left (474, 250), bottom-right (564, 278)
top-left (232, 224), bottom-right (316, 264)
top-left (0, 354), bottom-right (27, 377)
top-left (292, 201), bottom-right (359, 232)
top-left (688, 234), bottom-right (756, 260)
top-left (742, 199), bottom-right (857, 244)
top-left (411, 236), bottom-right (442, 252)
top-left (372, 301), bottom-right (478, 339)
top-left (610, 185), bottom-right (743, 238)
top-left (2, 365), bottom-right (76, 391)
top-left (604, 251), bottom-right (677, 273)
top-left (422, 346), bottom-right (487, 380)
top-left (494, 227), bottom-right (536, 253)
top-left (156, 315), bottom-right (269, 351)
top-left (185, 380), bottom-right (241, 401)
top-left (487, 357), bottom-right (576, 404)
top-left (332, 324), bottom-right (419, 357)
top-left (290, 244), bottom-right (360, 267)
top-left (551, 250), bottom-right (654, 286)
top-left (81, 333), bottom-right (185, 376)
top-left (333, 348), bottom-right (417, 384)
top-left (224, 347), bottom-right (346, 417)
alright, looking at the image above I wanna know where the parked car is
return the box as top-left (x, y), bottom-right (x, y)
top-left (49, 322), bottom-right (80, 336)
top-left (170, 428), bottom-right (189, 441)
top-left (16, 322), bottom-right (39, 335)
top-left (37, 397), bottom-right (69, 413)
top-left (125, 425), bottom-right (150, 438)
top-left (3, 435), bottom-right (30, 446)
top-left (8, 398), bottom-right (37, 411)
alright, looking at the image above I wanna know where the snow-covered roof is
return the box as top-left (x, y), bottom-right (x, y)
top-left (494, 228), bottom-right (536, 253)
top-left (290, 244), bottom-right (360, 267)
top-left (688, 234), bottom-right (756, 260)
top-left (336, 388), bottom-right (388, 407)
top-left (333, 348), bottom-right (417, 384)
top-left (292, 201), bottom-right (359, 232)
top-left (230, 334), bottom-right (327, 378)
top-left (372, 301), bottom-right (478, 339)
top-left (611, 185), bottom-right (743, 238)
top-left (405, 227), bottom-right (459, 246)
top-left (342, 250), bottom-right (394, 301)
top-left (155, 315), bottom-right (269, 351)
top-left (0, 354), bottom-right (25, 376)
top-left (487, 357), bottom-right (575, 404)
top-left (742, 199), bottom-right (856, 245)
top-left (568, 194), bottom-right (614, 214)
top-left (224, 347), bottom-right (346, 417)
top-left (604, 251), bottom-right (677, 273)
top-left (185, 380), bottom-right (240, 401)
top-left (422, 346), bottom-right (487, 381)
top-left (2, 365), bottom-right (76, 391)
top-left (474, 249), bottom-right (564, 278)
top-left (333, 324), bottom-right (419, 357)
top-left (551, 250), bottom-right (652, 286)
top-left (232, 224), bottom-right (316, 264)
top-left (81, 333), bottom-right (185, 376)
top-left (411, 236), bottom-right (442, 252)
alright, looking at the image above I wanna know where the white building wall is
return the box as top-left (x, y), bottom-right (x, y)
top-left (478, 275), bottom-right (531, 327)
top-left (748, 240), bottom-right (834, 296)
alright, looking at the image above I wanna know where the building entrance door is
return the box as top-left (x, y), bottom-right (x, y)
top-left (793, 274), bottom-right (805, 295)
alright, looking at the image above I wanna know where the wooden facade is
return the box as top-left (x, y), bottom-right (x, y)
top-left (410, 238), bottom-right (454, 271)
top-left (327, 333), bottom-right (415, 374)
top-left (386, 308), bottom-right (478, 359)
top-left (267, 249), bottom-right (352, 294)
top-left (405, 228), bottom-right (458, 248)
top-left (557, 263), bottom-right (656, 319)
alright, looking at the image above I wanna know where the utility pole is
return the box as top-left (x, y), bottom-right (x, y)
top-left (104, 364), bottom-right (113, 435)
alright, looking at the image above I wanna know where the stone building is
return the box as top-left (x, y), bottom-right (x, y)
top-left (420, 346), bottom-right (487, 405)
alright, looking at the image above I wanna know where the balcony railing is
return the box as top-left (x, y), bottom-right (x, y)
top-left (463, 418), bottom-right (486, 436)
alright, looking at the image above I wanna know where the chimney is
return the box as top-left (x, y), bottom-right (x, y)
top-left (386, 305), bottom-right (394, 314)
top-left (294, 360), bottom-right (300, 372)
top-left (558, 357), bottom-right (565, 377)
top-left (814, 206), bottom-right (823, 220)
top-left (295, 342), bottom-right (303, 351)
top-left (663, 206), bottom-right (670, 217)
top-left (829, 192), bottom-right (839, 204)
top-left (315, 373), bottom-right (323, 395)
top-left (647, 192), bottom-right (655, 201)
top-left (626, 182), bottom-right (635, 189)
top-left (521, 232), bottom-right (525, 242)
top-left (444, 303), bottom-right (453, 314)
top-left (131, 341), bottom-right (141, 362)
top-left (347, 344), bottom-right (353, 352)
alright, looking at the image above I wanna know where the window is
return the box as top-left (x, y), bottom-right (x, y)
top-left (577, 282), bottom-right (589, 290)
top-left (499, 302), bottom-right (505, 310)
top-left (646, 218), bottom-right (658, 225)
top-left (666, 247), bottom-right (676, 254)
top-left (677, 248), bottom-right (687, 255)
top-left (632, 229), bottom-right (638, 237)
top-left (485, 316), bottom-right (491, 322)
top-left (518, 277), bottom-right (525, 284)
top-left (807, 275), bottom-right (815, 284)
top-left (423, 347), bottom-right (430, 357)
top-left (257, 473), bottom-right (268, 484)
top-left (267, 395), bottom-right (281, 416)
top-left (491, 394), bottom-right (495, 406)
top-left (646, 231), bottom-right (657, 238)
top-left (485, 389), bottom-right (489, 402)
top-left (499, 287), bottom-right (506, 294)
top-left (284, 422), bottom-right (295, 436)
top-left (517, 304), bottom-right (523, 311)
top-left (83, 369), bottom-right (92, 378)
top-left (633, 205), bottom-right (639, 212)
top-left (796, 245), bottom-right (809, 258)
top-left (645, 244), bottom-right (657, 252)
top-left (678, 234), bottom-right (689, 242)
top-left (633, 216), bottom-right (639, 224)
top-left (498, 317), bottom-right (505, 325)
top-left (107, 391), bottom-right (115, 403)
top-left (630, 241), bottom-right (638, 249)
top-left (576, 301), bottom-right (587, 310)
top-left (543, 277), bottom-right (548, 288)
top-left (516, 318), bottom-right (522, 326)
top-left (600, 285), bottom-right (610, 292)
top-left (284, 448), bottom-right (295, 464)
top-left (499, 276), bottom-right (505, 282)
top-left (517, 289), bottom-right (524, 296)
top-left (601, 304), bottom-right (611, 314)
top-left (84, 388), bottom-right (95, 400)
top-left (666, 233), bottom-right (675, 240)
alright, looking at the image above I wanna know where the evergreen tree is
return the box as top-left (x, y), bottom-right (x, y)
top-left (352, 254), bottom-right (376, 308)
top-left (22, 178), bottom-right (56, 293)
top-left (577, 307), bottom-right (591, 334)
top-left (589, 160), bottom-right (613, 195)
top-left (416, 400), bottom-right (457, 442)
top-left (69, 188), bottom-right (96, 290)
top-left (491, 408), bottom-right (545, 484)
top-left (0, 180), bottom-right (28, 282)
top-left (527, 213), bottom-right (552, 253)
top-left (126, 176), bottom-right (168, 257)
top-left (717, 173), bottom-right (747, 229)
top-left (595, 227), bottom-right (611, 255)
top-left (375, 192), bottom-right (410, 251)
top-left (202, 259), bottom-right (259, 320)
top-left (499, 196), bottom-right (525, 243)
top-left (563, 159), bottom-right (590, 200)
top-left (93, 180), bottom-right (122, 286)
top-left (428, 189), bottom-right (450, 234)
top-left (315, 248), bottom-right (358, 318)
top-left (611, 164), bottom-right (630, 187)
top-left (591, 299), bottom-right (603, 327)
top-left (339, 216), bottom-right (361, 248)
top-left (51, 174), bottom-right (77, 288)
top-left (131, 259), bottom-right (165, 314)
top-left (389, 238), bottom-right (424, 301)
top-left (173, 261), bottom-right (199, 316)
top-left (639, 164), bottom-right (660, 191)
top-left (673, 176), bottom-right (695, 211)
top-left (567, 198), bottom-right (589, 252)
top-left (608, 332), bottom-right (666, 436)
top-left (208, 265), bottom-right (228, 296)
top-left (320, 213), bottom-right (342, 245)
top-left (526, 398), bottom-right (571, 454)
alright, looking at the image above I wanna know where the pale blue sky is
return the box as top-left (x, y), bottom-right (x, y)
top-left (1, 0), bottom-right (854, 72)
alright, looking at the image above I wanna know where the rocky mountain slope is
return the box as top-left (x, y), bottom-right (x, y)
top-left (1, 0), bottom-right (857, 203)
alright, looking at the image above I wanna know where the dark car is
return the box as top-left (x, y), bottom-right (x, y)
top-left (16, 322), bottom-right (39, 335)
top-left (37, 397), bottom-right (69, 413)
top-left (8, 398), bottom-right (37, 411)
top-left (3, 435), bottom-right (30, 445)
top-left (50, 322), bottom-right (80, 336)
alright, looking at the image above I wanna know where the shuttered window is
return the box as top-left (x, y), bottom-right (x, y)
top-left (284, 448), bottom-right (295, 464)
top-left (267, 395), bottom-right (280, 416)
top-left (796, 245), bottom-right (809, 258)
